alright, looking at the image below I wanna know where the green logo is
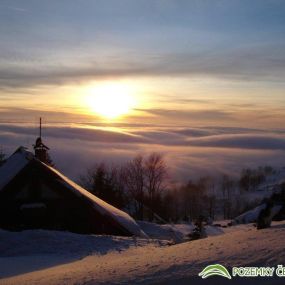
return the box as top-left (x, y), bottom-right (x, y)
top-left (199, 264), bottom-right (232, 279)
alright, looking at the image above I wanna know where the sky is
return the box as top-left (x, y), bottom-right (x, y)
top-left (1, 0), bottom-right (285, 181)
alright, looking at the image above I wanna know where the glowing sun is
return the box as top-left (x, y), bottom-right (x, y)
top-left (86, 83), bottom-right (136, 119)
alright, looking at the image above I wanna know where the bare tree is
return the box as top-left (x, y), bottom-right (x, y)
top-left (199, 176), bottom-right (217, 219)
top-left (123, 153), bottom-right (168, 220)
top-left (123, 155), bottom-right (145, 219)
top-left (221, 174), bottom-right (234, 219)
top-left (144, 153), bottom-right (168, 220)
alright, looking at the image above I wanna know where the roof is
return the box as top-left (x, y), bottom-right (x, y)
top-left (45, 163), bottom-right (147, 238)
top-left (0, 147), bottom-right (147, 238)
top-left (0, 147), bottom-right (33, 191)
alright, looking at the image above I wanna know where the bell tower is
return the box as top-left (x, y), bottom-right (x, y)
top-left (33, 118), bottom-right (53, 165)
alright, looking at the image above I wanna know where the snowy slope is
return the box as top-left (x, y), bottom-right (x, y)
top-left (0, 229), bottom-right (161, 279)
top-left (138, 221), bottom-right (224, 242)
top-left (1, 222), bottom-right (285, 284)
top-left (137, 221), bottom-right (192, 242)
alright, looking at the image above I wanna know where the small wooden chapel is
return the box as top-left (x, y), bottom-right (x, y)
top-left (0, 120), bottom-right (145, 237)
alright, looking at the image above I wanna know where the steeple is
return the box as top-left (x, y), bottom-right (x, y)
top-left (33, 118), bottom-right (53, 165)
top-left (39, 117), bottom-right (42, 138)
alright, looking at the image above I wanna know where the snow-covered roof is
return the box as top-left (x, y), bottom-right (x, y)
top-left (0, 147), bottom-right (33, 191)
top-left (0, 147), bottom-right (147, 238)
top-left (234, 204), bottom-right (266, 224)
top-left (234, 204), bottom-right (283, 224)
top-left (45, 163), bottom-right (147, 238)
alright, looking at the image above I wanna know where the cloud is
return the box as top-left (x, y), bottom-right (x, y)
top-left (1, 0), bottom-right (285, 93)
top-left (1, 122), bottom-right (285, 180)
top-left (172, 126), bottom-right (266, 137)
top-left (186, 134), bottom-right (285, 150)
top-left (1, 43), bottom-right (285, 90)
top-left (136, 108), bottom-right (234, 121)
top-left (0, 124), bottom-right (150, 144)
top-left (1, 122), bottom-right (285, 150)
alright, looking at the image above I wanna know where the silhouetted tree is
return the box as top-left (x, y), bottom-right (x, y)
top-left (221, 174), bottom-right (234, 219)
top-left (143, 153), bottom-right (168, 220)
top-left (205, 176), bottom-right (217, 219)
top-left (0, 148), bottom-right (6, 167)
top-left (180, 179), bottom-right (207, 221)
top-left (79, 163), bottom-right (127, 209)
top-left (123, 155), bottom-right (145, 219)
top-left (79, 153), bottom-right (277, 223)
top-left (239, 167), bottom-right (270, 192)
top-left (123, 153), bottom-right (168, 220)
top-left (205, 195), bottom-right (216, 220)
top-left (157, 189), bottom-right (178, 222)
top-left (239, 168), bottom-right (251, 192)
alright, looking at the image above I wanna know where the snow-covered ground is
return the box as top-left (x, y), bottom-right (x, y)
top-left (138, 221), bottom-right (224, 242)
top-left (1, 221), bottom-right (285, 285)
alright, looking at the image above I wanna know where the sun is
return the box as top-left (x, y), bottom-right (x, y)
top-left (85, 82), bottom-right (136, 119)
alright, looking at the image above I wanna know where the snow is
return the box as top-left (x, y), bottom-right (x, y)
top-left (0, 229), bottom-right (162, 279)
top-left (204, 225), bottom-right (224, 236)
top-left (0, 147), bottom-right (32, 191)
top-left (1, 221), bottom-right (285, 284)
top-left (138, 221), bottom-right (224, 242)
top-left (138, 221), bottom-right (192, 242)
